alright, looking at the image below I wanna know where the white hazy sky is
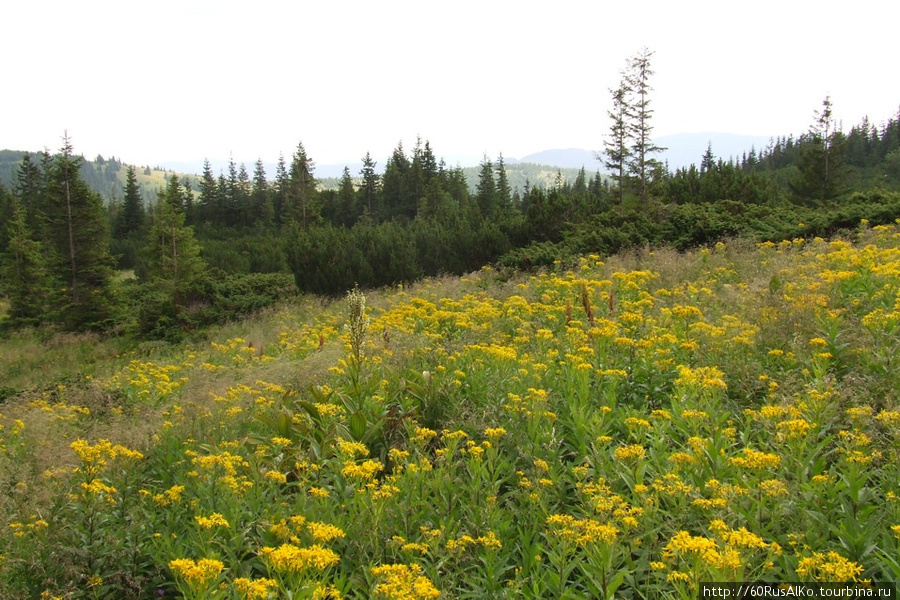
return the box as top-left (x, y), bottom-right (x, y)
top-left (4, 0), bottom-right (899, 170)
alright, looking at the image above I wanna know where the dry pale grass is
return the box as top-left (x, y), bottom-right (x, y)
top-left (0, 329), bottom-right (127, 391)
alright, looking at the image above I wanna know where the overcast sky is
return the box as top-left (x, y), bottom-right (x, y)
top-left (4, 0), bottom-right (899, 170)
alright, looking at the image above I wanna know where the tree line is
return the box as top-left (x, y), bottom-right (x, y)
top-left (2, 49), bottom-right (900, 338)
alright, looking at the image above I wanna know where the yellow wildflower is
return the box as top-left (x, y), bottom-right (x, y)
top-left (234, 577), bottom-right (278, 600)
top-left (169, 558), bottom-right (224, 586)
top-left (260, 544), bottom-right (340, 573)
top-left (371, 563), bottom-right (440, 599)
top-left (195, 513), bottom-right (230, 529)
top-left (306, 521), bottom-right (346, 543)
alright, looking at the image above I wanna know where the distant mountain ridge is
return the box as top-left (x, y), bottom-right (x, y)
top-left (153, 133), bottom-right (774, 178)
top-left (513, 133), bottom-right (775, 172)
top-left (0, 133), bottom-right (776, 201)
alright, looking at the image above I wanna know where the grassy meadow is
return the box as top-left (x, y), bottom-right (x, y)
top-left (1, 222), bottom-right (900, 599)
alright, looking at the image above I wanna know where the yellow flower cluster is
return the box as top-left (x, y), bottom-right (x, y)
top-left (796, 551), bottom-right (864, 581)
top-left (663, 531), bottom-right (737, 571)
top-left (8, 517), bottom-right (49, 538)
top-left (307, 521), bottom-right (346, 543)
top-left (192, 450), bottom-right (248, 477)
top-left (674, 364), bottom-right (728, 393)
top-left (613, 444), bottom-right (646, 463)
top-left (545, 514), bottom-right (618, 546)
top-left (168, 557), bottom-right (224, 586)
top-left (195, 513), bottom-right (229, 529)
top-left (728, 448), bottom-right (781, 470)
top-left (341, 459), bottom-right (383, 481)
top-left (233, 577), bottom-right (278, 600)
top-left (371, 563), bottom-right (440, 600)
top-left (260, 543), bottom-right (340, 573)
top-left (70, 439), bottom-right (144, 473)
top-left (445, 531), bottom-right (502, 552)
top-left (336, 438), bottom-right (370, 458)
top-left (81, 479), bottom-right (117, 497)
top-left (483, 427), bottom-right (506, 440)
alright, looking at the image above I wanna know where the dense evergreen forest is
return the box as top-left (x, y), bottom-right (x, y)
top-left (2, 53), bottom-right (900, 340)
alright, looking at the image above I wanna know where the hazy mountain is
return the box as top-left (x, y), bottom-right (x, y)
top-left (2, 133), bottom-right (777, 199)
top-left (513, 134), bottom-right (775, 173)
top-left (655, 132), bottom-right (775, 170)
top-left (517, 148), bottom-right (599, 170)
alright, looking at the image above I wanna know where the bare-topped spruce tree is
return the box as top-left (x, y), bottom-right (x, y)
top-left (600, 48), bottom-right (665, 206)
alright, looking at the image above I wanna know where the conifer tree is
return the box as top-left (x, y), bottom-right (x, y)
top-left (181, 177), bottom-right (196, 226)
top-left (236, 162), bottom-right (251, 224)
top-left (144, 177), bottom-right (207, 309)
top-left (408, 138), bottom-right (428, 218)
top-left (224, 156), bottom-right (240, 226)
top-left (446, 167), bottom-right (471, 218)
top-left (336, 166), bottom-right (358, 226)
top-left (15, 153), bottom-right (47, 233)
top-left (624, 47), bottom-right (665, 204)
top-left (288, 142), bottom-right (318, 228)
top-left (0, 180), bottom-right (12, 252)
top-left (2, 197), bottom-right (53, 325)
top-left (116, 164), bottom-right (145, 237)
top-left (161, 175), bottom-right (185, 214)
top-left (476, 155), bottom-right (497, 217)
top-left (496, 153), bottom-right (512, 211)
top-left (700, 143), bottom-right (715, 174)
top-left (790, 95), bottom-right (847, 203)
top-left (421, 141), bottom-right (439, 183)
top-left (381, 142), bottom-right (411, 220)
top-left (601, 83), bottom-right (632, 204)
top-left (359, 152), bottom-right (380, 219)
top-left (197, 159), bottom-right (217, 227)
top-left (251, 158), bottom-right (274, 227)
top-left (44, 133), bottom-right (115, 330)
top-left (572, 166), bottom-right (588, 195)
top-left (274, 153), bottom-right (289, 225)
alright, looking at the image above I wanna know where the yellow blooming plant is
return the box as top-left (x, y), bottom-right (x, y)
top-left (371, 563), bottom-right (440, 600)
top-left (169, 558), bottom-right (225, 600)
top-left (259, 543), bottom-right (340, 593)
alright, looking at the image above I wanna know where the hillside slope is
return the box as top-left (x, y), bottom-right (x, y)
top-left (1, 224), bottom-right (898, 597)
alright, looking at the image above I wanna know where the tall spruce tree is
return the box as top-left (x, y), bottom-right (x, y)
top-left (181, 177), bottom-right (196, 226)
top-left (476, 155), bottom-right (497, 217)
top-left (2, 197), bottom-right (53, 325)
top-left (15, 153), bottom-right (47, 233)
top-left (274, 153), bottom-right (289, 225)
top-left (197, 159), bottom-right (218, 227)
top-left (335, 166), bottom-right (358, 226)
top-left (601, 83), bottom-right (632, 204)
top-left (359, 152), bottom-right (380, 219)
top-left (44, 134), bottom-right (116, 330)
top-left (0, 180), bottom-right (12, 252)
top-left (116, 164), bottom-right (145, 237)
top-left (496, 153), bottom-right (512, 211)
top-left (251, 158), bottom-right (274, 227)
top-left (236, 162), bottom-right (251, 225)
top-left (224, 156), bottom-right (241, 226)
top-left (144, 176), bottom-right (207, 309)
top-left (381, 142), bottom-right (411, 220)
top-left (288, 142), bottom-right (318, 228)
top-left (624, 47), bottom-right (665, 204)
top-left (790, 95), bottom-right (847, 203)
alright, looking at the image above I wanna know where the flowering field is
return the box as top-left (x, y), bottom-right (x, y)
top-left (2, 222), bottom-right (900, 599)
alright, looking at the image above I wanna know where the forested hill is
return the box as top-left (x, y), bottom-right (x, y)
top-left (0, 149), bottom-right (198, 204)
top-left (0, 148), bottom-right (588, 203)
